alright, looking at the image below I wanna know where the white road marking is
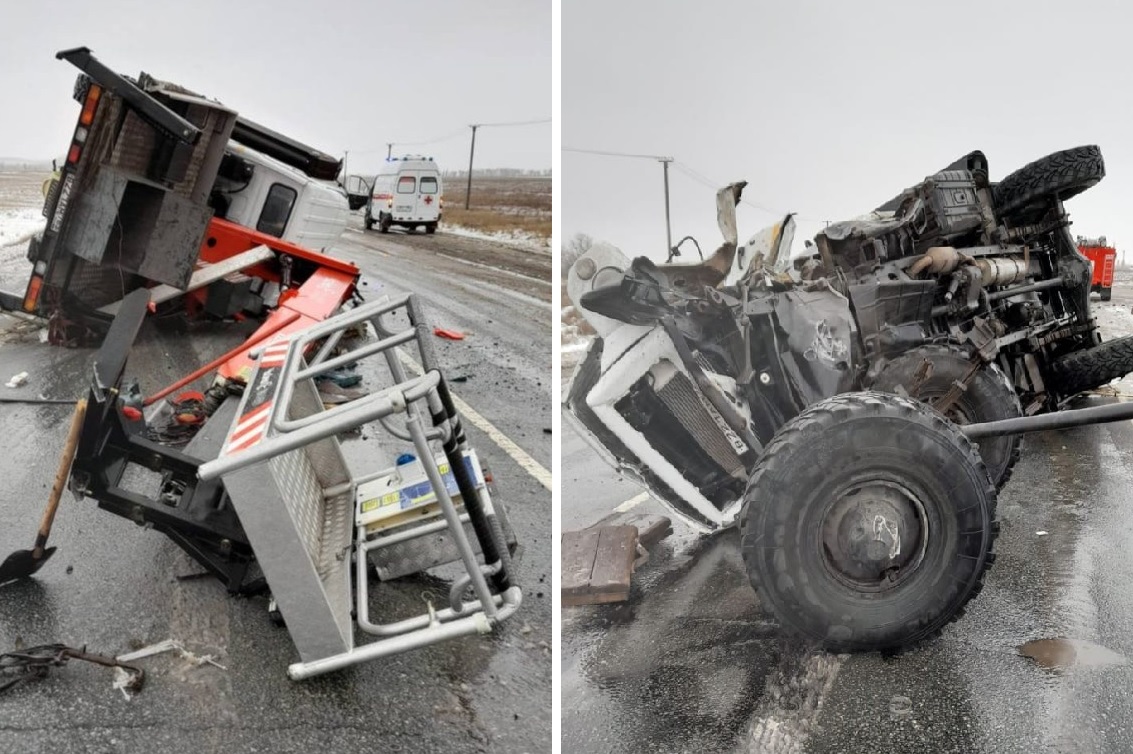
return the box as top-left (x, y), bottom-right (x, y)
top-left (436, 252), bottom-right (552, 286)
top-left (450, 278), bottom-right (552, 311)
top-left (613, 492), bottom-right (649, 513)
top-left (398, 351), bottom-right (552, 491)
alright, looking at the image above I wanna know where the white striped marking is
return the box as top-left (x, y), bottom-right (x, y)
top-left (398, 351), bottom-right (551, 491)
top-left (613, 492), bottom-right (649, 513)
top-left (225, 402), bottom-right (273, 453)
top-left (258, 341), bottom-right (291, 368)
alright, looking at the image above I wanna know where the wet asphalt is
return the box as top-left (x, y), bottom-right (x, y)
top-left (0, 222), bottom-right (551, 753)
top-left (562, 366), bottom-right (1133, 752)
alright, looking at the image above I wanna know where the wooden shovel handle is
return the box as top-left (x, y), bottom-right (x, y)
top-left (33, 398), bottom-right (88, 553)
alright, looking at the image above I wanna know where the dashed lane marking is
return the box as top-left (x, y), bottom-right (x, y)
top-left (399, 351), bottom-right (552, 491)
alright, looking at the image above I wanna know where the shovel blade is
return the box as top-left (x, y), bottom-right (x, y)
top-left (0, 547), bottom-right (56, 585)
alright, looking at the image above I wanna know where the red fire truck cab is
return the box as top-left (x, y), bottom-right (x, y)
top-left (1078, 236), bottom-right (1117, 301)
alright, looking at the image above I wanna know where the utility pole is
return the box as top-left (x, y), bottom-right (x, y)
top-left (660, 157), bottom-right (673, 254)
top-left (342, 150), bottom-right (348, 187)
top-left (386, 143), bottom-right (393, 160)
top-left (465, 124), bottom-right (479, 210)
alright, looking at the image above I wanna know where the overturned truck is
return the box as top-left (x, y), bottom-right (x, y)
top-left (567, 146), bottom-right (1133, 651)
top-left (1, 48), bottom-right (520, 680)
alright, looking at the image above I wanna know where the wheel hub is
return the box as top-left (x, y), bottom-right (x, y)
top-left (821, 482), bottom-right (926, 586)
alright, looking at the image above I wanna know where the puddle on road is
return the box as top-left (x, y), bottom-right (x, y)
top-left (1018, 638), bottom-right (1126, 670)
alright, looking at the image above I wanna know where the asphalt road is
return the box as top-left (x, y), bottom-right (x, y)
top-left (562, 344), bottom-right (1133, 753)
top-left (0, 221), bottom-right (551, 753)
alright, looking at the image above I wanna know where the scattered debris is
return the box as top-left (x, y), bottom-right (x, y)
top-left (315, 366), bottom-right (362, 389)
top-left (1037, 530), bottom-right (1049, 536)
top-left (889, 695), bottom-right (914, 718)
top-left (116, 638), bottom-right (227, 671)
top-left (434, 327), bottom-right (466, 340)
top-left (316, 380), bottom-right (367, 405)
top-left (5, 372), bottom-right (28, 388)
top-left (0, 644), bottom-right (144, 696)
top-left (450, 374), bottom-right (471, 383)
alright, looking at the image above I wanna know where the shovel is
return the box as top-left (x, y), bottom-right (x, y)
top-left (0, 398), bottom-right (87, 585)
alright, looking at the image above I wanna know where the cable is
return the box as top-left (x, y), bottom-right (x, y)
top-left (347, 119), bottom-right (548, 157)
top-left (564, 147), bottom-right (672, 160)
top-left (672, 161), bottom-right (804, 220)
top-left (392, 128), bottom-right (469, 148)
top-left (474, 118), bottom-right (551, 128)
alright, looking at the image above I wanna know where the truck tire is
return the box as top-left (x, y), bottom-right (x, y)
top-left (1049, 335), bottom-right (1133, 398)
top-left (869, 345), bottom-right (1022, 490)
top-left (426, 223), bottom-right (437, 234)
top-left (1101, 287), bottom-right (1113, 301)
top-left (992, 145), bottom-right (1104, 220)
top-left (364, 214), bottom-right (374, 230)
top-left (379, 214), bottom-right (391, 234)
top-left (739, 392), bottom-right (998, 652)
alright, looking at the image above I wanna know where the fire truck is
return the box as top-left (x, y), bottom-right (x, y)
top-left (1078, 235), bottom-right (1118, 301)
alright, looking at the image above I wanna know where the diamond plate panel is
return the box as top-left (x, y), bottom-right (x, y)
top-left (267, 450), bottom-right (325, 565)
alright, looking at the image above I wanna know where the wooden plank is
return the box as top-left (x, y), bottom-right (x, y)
top-left (594, 511), bottom-right (673, 550)
top-left (561, 528), bottom-right (601, 606)
top-left (588, 525), bottom-right (638, 601)
top-left (562, 525), bottom-right (639, 607)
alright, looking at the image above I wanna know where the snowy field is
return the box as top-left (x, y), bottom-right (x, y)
top-left (444, 222), bottom-right (549, 252)
top-left (0, 171), bottom-right (47, 245)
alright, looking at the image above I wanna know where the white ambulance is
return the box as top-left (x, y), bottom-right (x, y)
top-left (365, 155), bottom-right (443, 234)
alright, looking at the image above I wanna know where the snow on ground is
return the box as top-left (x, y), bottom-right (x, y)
top-left (0, 208), bottom-right (43, 248)
top-left (443, 223), bottom-right (550, 253)
top-left (1090, 301), bottom-right (1133, 397)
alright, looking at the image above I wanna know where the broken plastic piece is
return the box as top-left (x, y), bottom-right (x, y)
top-left (434, 327), bottom-right (465, 340)
top-left (5, 372), bottom-right (28, 389)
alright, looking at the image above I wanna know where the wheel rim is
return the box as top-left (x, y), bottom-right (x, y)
top-left (819, 479), bottom-right (929, 592)
top-left (915, 387), bottom-right (973, 427)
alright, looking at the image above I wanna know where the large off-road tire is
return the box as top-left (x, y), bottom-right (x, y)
top-left (1049, 335), bottom-right (1133, 398)
top-left (992, 145), bottom-right (1104, 219)
top-left (869, 345), bottom-right (1022, 490)
top-left (739, 392), bottom-right (998, 652)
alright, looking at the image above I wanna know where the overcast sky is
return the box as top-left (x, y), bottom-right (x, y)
top-left (0, 0), bottom-right (550, 176)
top-left (563, 0), bottom-right (1133, 262)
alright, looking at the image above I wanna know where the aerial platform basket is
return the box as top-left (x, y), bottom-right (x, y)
top-left (197, 293), bottom-right (521, 680)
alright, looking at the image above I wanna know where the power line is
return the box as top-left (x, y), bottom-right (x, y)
top-left (461, 119), bottom-right (549, 208)
top-left (671, 160), bottom-right (830, 225)
top-left (392, 128), bottom-right (469, 147)
top-left (473, 118), bottom-right (551, 128)
top-left (564, 147), bottom-right (673, 161)
top-left (345, 118), bottom-right (547, 159)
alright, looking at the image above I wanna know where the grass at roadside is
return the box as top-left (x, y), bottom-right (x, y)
top-left (442, 176), bottom-right (551, 244)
